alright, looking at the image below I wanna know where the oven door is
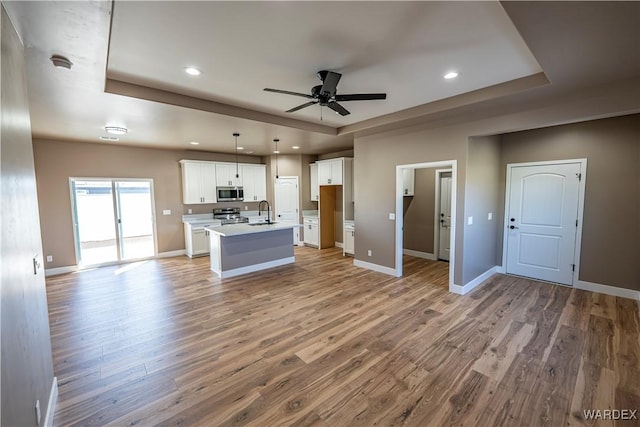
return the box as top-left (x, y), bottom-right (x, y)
top-left (217, 187), bottom-right (243, 201)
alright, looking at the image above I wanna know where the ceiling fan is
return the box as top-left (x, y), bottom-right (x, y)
top-left (264, 70), bottom-right (386, 116)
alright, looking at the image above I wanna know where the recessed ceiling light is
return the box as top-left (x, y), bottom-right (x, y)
top-left (185, 67), bottom-right (201, 76)
top-left (105, 126), bottom-right (128, 135)
top-left (99, 136), bottom-right (119, 141)
top-left (273, 150), bottom-right (280, 154)
top-left (444, 71), bottom-right (458, 80)
top-left (292, 146), bottom-right (300, 149)
top-left (189, 141), bottom-right (200, 145)
top-left (237, 146), bottom-right (244, 150)
top-left (50, 54), bottom-right (73, 69)
top-left (245, 151), bottom-right (253, 154)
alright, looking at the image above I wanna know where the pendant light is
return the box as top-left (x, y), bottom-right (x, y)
top-left (233, 132), bottom-right (240, 178)
top-left (274, 138), bottom-right (280, 179)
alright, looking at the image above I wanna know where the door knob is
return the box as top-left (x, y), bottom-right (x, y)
top-left (510, 225), bottom-right (519, 229)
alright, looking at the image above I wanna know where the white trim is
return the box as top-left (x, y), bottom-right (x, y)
top-left (396, 161), bottom-right (457, 292)
top-left (402, 249), bottom-right (437, 260)
top-left (43, 377), bottom-right (58, 427)
top-left (575, 280), bottom-right (640, 301)
top-left (496, 266), bottom-right (506, 274)
top-left (157, 249), bottom-right (186, 258)
top-left (501, 159), bottom-right (587, 286)
top-left (354, 259), bottom-right (399, 277)
top-left (450, 266), bottom-right (499, 295)
top-left (335, 241), bottom-right (344, 249)
top-left (45, 266), bottom-right (77, 277)
top-left (211, 256), bottom-right (295, 278)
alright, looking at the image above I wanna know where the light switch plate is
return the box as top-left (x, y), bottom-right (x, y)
top-left (163, 209), bottom-right (171, 215)
top-left (389, 213), bottom-right (396, 220)
top-left (488, 212), bottom-right (493, 220)
top-left (468, 216), bottom-right (473, 225)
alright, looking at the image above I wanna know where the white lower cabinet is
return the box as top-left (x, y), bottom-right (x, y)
top-left (184, 221), bottom-right (220, 257)
top-left (344, 222), bottom-right (355, 256)
top-left (303, 217), bottom-right (319, 247)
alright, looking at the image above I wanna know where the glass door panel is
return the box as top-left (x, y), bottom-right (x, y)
top-left (72, 180), bottom-right (118, 265)
top-left (116, 181), bottom-right (155, 260)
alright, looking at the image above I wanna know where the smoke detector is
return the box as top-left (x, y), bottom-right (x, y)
top-left (50, 54), bottom-right (73, 69)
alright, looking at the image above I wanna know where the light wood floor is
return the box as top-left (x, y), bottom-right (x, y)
top-left (46, 247), bottom-right (640, 426)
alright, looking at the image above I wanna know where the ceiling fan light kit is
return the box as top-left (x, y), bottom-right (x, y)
top-left (264, 70), bottom-right (387, 116)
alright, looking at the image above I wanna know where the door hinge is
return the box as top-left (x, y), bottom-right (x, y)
top-left (576, 173), bottom-right (582, 181)
top-left (572, 264), bottom-right (575, 272)
top-left (576, 219), bottom-right (578, 227)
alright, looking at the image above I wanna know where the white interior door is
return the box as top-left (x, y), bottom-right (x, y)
top-left (438, 174), bottom-right (452, 261)
top-left (506, 162), bottom-right (581, 285)
top-left (275, 176), bottom-right (300, 245)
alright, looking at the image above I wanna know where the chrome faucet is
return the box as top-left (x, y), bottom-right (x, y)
top-left (258, 200), bottom-right (272, 224)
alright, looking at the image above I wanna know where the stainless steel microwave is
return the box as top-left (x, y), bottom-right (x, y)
top-left (217, 186), bottom-right (243, 202)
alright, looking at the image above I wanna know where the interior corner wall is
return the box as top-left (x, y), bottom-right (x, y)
top-left (499, 114), bottom-right (640, 290)
top-left (1, 6), bottom-right (56, 426)
top-left (403, 168), bottom-right (436, 254)
top-left (462, 135), bottom-right (501, 284)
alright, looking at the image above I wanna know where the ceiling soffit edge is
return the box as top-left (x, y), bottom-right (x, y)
top-left (337, 72), bottom-right (550, 136)
top-left (104, 78), bottom-right (338, 136)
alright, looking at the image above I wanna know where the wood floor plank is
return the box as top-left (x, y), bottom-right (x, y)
top-left (45, 247), bottom-right (640, 426)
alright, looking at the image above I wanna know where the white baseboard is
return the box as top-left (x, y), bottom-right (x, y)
top-left (157, 249), bottom-right (186, 258)
top-left (353, 259), bottom-right (399, 277)
top-left (212, 256), bottom-right (295, 278)
top-left (575, 280), bottom-right (640, 301)
top-left (43, 377), bottom-right (58, 427)
top-left (496, 266), bottom-right (506, 274)
top-left (335, 242), bottom-right (344, 248)
top-left (45, 265), bottom-right (77, 277)
top-left (450, 266), bottom-right (499, 295)
top-left (403, 249), bottom-right (437, 260)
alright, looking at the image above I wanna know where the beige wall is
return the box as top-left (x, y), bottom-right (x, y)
top-left (1, 7), bottom-right (56, 425)
top-left (354, 75), bottom-right (639, 287)
top-left (403, 168), bottom-right (436, 254)
top-left (33, 139), bottom-right (264, 268)
top-left (499, 114), bottom-right (640, 290)
top-left (463, 135), bottom-right (501, 284)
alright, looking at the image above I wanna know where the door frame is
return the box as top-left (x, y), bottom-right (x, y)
top-left (434, 168), bottom-right (453, 261)
top-left (396, 160), bottom-right (457, 293)
top-left (69, 177), bottom-right (159, 267)
top-left (274, 175), bottom-right (301, 245)
top-left (501, 159), bottom-right (587, 286)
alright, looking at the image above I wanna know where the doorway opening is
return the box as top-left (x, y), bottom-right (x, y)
top-left (502, 159), bottom-right (586, 286)
top-left (70, 178), bottom-right (157, 266)
top-left (396, 161), bottom-right (457, 293)
top-left (274, 176), bottom-right (301, 245)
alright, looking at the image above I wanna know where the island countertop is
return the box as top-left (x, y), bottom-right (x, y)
top-left (205, 222), bottom-right (300, 237)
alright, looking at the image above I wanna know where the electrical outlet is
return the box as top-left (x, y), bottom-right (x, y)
top-left (244, 206), bottom-right (248, 210)
top-left (46, 255), bottom-right (53, 263)
top-left (35, 400), bottom-right (41, 425)
top-left (367, 250), bottom-right (372, 257)
top-left (388, 213), bottom-right (395, 220)
top-left (187, 208), bottom-right (193, 214)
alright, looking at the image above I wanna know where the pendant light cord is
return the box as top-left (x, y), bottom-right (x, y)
top-left (274, 138), bottom-right (279, 179)
top-left (233, 132), bottom-right (240, 178)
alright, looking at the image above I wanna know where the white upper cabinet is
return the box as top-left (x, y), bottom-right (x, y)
top-left (317, 158), bottom-right (343, 185)
top-left (310, 163), bottom-right (319, 201)
top-left (215, 163), bottom-right (243, 187)
top-left (180, 160), bottom-right (217, 204)
top-left (402, 168), bottom-right (415, 196)
top-left (241, 164), bottom-right (267, 202)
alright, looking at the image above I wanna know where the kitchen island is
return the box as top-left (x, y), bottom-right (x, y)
top-left (205, 222), bottom-right (300, 278)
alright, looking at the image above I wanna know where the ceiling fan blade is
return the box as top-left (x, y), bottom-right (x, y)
top-left (319, 71), bottom-right (341, 96)
top-left (286, 101), bottom-right (318, 113)
top-left (264, 88), bottom-right (314, 99)
top-left (327, 102), bottom-right (350, 116)
top-left (334, 93), bottom-right (387, 102)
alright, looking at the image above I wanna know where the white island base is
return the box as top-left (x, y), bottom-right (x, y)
top-left (205, 223), bottom-right (298, 278)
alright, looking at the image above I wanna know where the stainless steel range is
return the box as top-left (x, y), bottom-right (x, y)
top-left (213, 208), bottom-right (249, 225)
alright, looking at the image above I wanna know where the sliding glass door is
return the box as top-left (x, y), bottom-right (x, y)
top-left (71, 179), bottom-right (156, 266)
